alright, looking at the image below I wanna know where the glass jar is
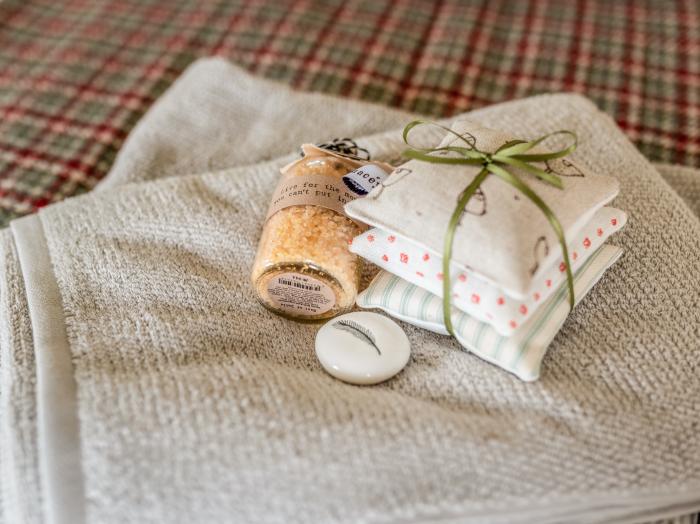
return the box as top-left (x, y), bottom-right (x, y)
top-left (252, 145), bottom-right (389, 321)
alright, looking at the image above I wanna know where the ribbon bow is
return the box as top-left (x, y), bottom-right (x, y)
top-left (402, 120), bottom-right (578, 337)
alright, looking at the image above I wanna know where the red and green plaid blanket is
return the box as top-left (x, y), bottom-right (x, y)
top-left (1, 0), bottom-right (699, 226)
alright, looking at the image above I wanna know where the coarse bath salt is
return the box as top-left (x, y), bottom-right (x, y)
top-left (251, 143), bottom-right (392, 321)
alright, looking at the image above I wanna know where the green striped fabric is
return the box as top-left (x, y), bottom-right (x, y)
top-left (357, 244), bottom-right (623, 381)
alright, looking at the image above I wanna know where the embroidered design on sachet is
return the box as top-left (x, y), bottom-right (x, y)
top-left (383, 167), bottom-right (413, 187)
top-left (367, 166), bottom-right (413, 200)
top-left (529, 236), bottom-right (550, 276)
top-left (447, 130), bottom-right (477, 150)
top-left (459, 187), bottom-right (487, 218)
top-left (544, 158), bottom-right (585, 178)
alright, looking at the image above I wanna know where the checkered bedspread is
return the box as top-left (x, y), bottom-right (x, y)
top-left (1, 0), bottom-right (698, 226)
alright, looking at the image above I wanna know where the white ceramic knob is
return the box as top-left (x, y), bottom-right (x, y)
top-left (315, 312), bottom-right (411, 385)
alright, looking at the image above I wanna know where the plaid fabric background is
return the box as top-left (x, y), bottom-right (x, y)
top-left (1, 0), bottom-right (699, 226)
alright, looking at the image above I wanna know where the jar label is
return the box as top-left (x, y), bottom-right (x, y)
top-left (341, 164), bottom-right (388, 196)
top-left (266, 165), bottom-right (389, 221)
top-left (266, 272), bottom-right (336, 316)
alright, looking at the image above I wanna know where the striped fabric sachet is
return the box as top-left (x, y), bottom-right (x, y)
top-left (357, 245), bottom-right (623, 381)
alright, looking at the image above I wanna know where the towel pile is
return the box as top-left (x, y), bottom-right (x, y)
top-left (347, 120), bottom-right (628, 380)
top-left (2, 58), bottom-right (700, 524)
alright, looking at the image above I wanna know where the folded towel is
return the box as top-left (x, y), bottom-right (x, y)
top-left (99, 58), bottom-right (414, 190)
top-left (0, 229), bottom-right (43, 524)
top-left (3, 58), bottom-right (700, 524)
top-left (656, 163), bottom-right (700, 219)
top-left (351, 207), bottom-right (627, 336)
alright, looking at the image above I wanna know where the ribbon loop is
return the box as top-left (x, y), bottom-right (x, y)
top-left (401, 120), bottom-right (578, 337)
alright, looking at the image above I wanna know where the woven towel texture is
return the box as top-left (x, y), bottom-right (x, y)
top-left (30, 88), bottom-right (700, 521)
top-left (3, 60), bottom-right (700, 523)
top-left (656, 163), bottom-right (700, 219)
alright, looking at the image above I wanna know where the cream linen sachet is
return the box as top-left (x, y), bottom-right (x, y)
top-left (345, 120), bottom-right (620, 299)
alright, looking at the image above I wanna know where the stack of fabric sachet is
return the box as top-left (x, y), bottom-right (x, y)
top-left (347, 120), bottom-right (627, 381)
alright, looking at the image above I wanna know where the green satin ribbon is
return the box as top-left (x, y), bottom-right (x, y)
top-left (402, 120), bottom-right (578, 337)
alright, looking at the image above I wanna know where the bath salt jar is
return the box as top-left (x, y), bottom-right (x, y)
top-left (252, 143), bottom-right (393, 321)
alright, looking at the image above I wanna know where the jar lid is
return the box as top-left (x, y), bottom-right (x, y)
top-left (315, 312), bottom-right (410, 385)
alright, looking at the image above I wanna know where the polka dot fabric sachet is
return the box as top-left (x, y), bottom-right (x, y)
top-left (350, 206), bottom-right (627, 336)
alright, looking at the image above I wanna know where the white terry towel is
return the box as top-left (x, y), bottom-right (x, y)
top-left (2, 58), bottom-right (700, 524)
